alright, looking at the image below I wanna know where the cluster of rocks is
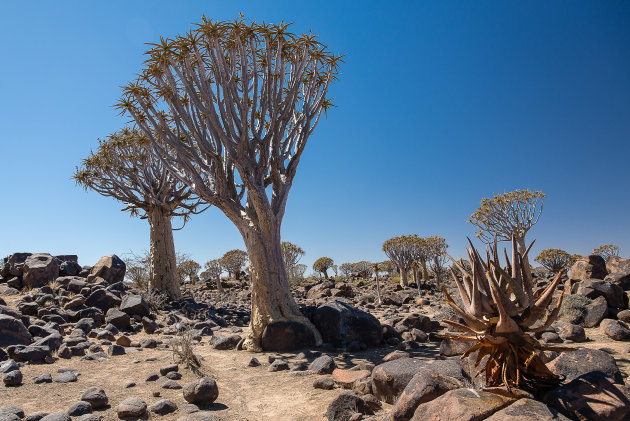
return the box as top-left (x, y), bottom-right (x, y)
top-left (565, 255), bottom-right (630, 340)
top-left (0, 372), bottom-right (220, 420)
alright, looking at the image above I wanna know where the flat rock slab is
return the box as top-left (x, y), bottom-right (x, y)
top-left (53, 372), bottom-right (77, 383)
top-left (333, 368), bottom-right (371, 388)
top-left (116, 398), bottom-right (147, 418)
top-left (410, 388), bottom-right (516, 421)
top-left (486, 398), bottom-right (571, 420)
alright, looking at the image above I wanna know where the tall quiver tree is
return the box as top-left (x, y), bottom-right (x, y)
top-left (383, 235), bottom-right (416, 287)
top-left (117, 17), bottom-right (340, 351)
top-left (468, 189), bottom-right (545, 278)
top-left (74, 128), bottom-right (205, 299)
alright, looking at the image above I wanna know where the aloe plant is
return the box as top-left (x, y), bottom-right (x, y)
top-left (440, 237), bottom-right (571, 392)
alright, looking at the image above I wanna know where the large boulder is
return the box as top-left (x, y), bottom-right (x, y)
top-left (410, 388), bottom-right (516, 421)
top-left (6, 345), bottom-right (51, 363)
top-left (105, 308), bottom-right (130, 330)
top-left (119, 294), bottom-right (150, 317)
top-left (84, 289), bottom-right (121, 312)
top-left (312, 301), bottom-right (382, 349)
top-left (22, 254), bottom-right (59, 289)
top-left (573, 279), bottom-right (626, 309)
top-left (606, 256), bottom-right (630, 276)
top-left (326, 393), bottom-right (374, 421)
top-left (569, 255), bottom-right (607, 281)
top-left (395, 314), bottom-right (441, 333)
top-left (548, 348), bottom-right (623, 384)
top-left (601, 319), bottom-right (630, 341)
top-left (89, 255), bottom-right (126, 284)
top-left (544, 371), bottom-right (630, 421)
top-left (1, 252), bottom-right (32, 277)
top-left (581, 296), bottom-right (608, 327)
top-left (260, 321), bottom-right (316, 352)
top-left (0, 315), bottom-right (32, 347)
top-left (486, 398), bottom-right (570, 421)
top-left (372, 358), bottom-right (467, 404)
top-left (386, 368), bottom-right (462, 421)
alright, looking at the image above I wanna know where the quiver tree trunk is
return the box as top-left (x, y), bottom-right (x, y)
top-left (238, 220), bottom-right (322, 351)
top-left (421, 258), bottom-right (429, 285)
top-left (216, 277), bottom-right (223, 294)
top-left (400, 268), bottom-right (409, 287)
top-left (516, 236), bottom-right (533, 282)
top-left (148, 207), bottom-right (180, 299)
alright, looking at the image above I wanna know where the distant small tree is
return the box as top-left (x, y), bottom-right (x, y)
top-left (313, 257), bottom-right (334, 279)
top-left (281, 242), bottom-right (305, 283)
top-left (593, 244), bottom-right (620, 262)
top-left (383, 235), bottom-right (422, 287)
top-left (74, 129), bottom-right (207, 299)
top-left (372, 262), bottom-right (383, 305)
top-left (339, 263), bottom-right (354, 278)
top-left (426, 236), bottom-right (449, 286)
top-left (379, 260), bottom-right (395, 278)
top-left (535, 249), bottom-right (573, 274)
top-left (294, 264), bottom-right (307, 281)
top-left (202, 258), bottom-right (223, 293)
top-left (469, 189), bottom-right (545, 278)
top-left (331, 264), bottom-right (339, 277)
top-left (220, 250), bottom-right (248, 280)
top-left (178, 259), bottom-right (201, 284)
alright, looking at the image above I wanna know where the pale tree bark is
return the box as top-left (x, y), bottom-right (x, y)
top-left (516, 236), bottom-right (533, 285)
top-left (238, 219), bottom-right (321, 351)
top-left (148, 207), bottom-right (180, 299)
top-left (400, 268), bottom-right (409, 287)
top-left (216, 277), bottom-right (223, 294)
top-left (420, 258), bottom-right (429, 285)
top-left (374, 270), bottom-right (382, 305)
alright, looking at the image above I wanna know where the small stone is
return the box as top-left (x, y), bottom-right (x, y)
top-left (81, 387), bottom-right (109, 409)
top-left (153, 391), bottom-right (161, 397)
top-left (54, 372), bottom-right (78, 383)
top-left (309, 355), bottom-right (336, 375)
top-left (268, 359), bottom-right (290, 372)
top-left (40, 414), bottom-right (71, 421)
top-left (159, 364), bottom-right (179, 376)
top-left (34, 373), bottom-right (53, 384)
top-left (3, 370), bottom-right (23, 386)
top-left (248, 357), bottom-right (261, 367)
top-left (67, 401), bottom-right (92, 417)
top-left (107, 345), bottom-right (125, 356)
top-left (0, 406), bottom-right (25, 419)
top-left (116, 397), bottom-right (147, 418)
top-left (149, 399), bottom-right (178, 415)
top-left (124, 381), bottom-right (136, 388)
top-left (25, 412), bottom-right (49, 421)
top-left (313, 377), bottom-right (335, 390)
top-left (0, 359), bottom-right (19, 373)
top-left (161, 380), bottom-right (182, 389)
top-left (115, 336), bottom-right (131, 347)
top-left (166, 371), bottom-right (182, 380)
top-left (146, 372), bottom-right (160, 382)
top-left (183, 377), bottom-right (219, 405)
top-left (333, 368), bottom-right (371, 388)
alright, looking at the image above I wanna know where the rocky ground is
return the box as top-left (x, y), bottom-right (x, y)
top-left (1, 252), bottom-right (630, 420)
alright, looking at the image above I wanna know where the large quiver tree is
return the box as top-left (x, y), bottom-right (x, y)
top-left (469, 189), bottom-right (545, 278)
top-left (117, 17), bottom-right (341, 351)
top-left (74, 128), bottom-right (205, 299)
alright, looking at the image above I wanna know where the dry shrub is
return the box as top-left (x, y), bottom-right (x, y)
top-left (172, 328), bottom-right (204, 377)
top-left (558, 294), bottom-right (592, 323)
top-left (141, 289), bottom-right (168, 312)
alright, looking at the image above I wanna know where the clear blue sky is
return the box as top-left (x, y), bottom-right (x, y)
top-left (1, 1), bottom-right (628, 272)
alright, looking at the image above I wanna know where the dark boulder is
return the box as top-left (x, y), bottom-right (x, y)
top-left (7, 345), bottom-right (51, 363)
top-left (89, 255), bottom-right (126, 284)
top-left (22, 254), bottom-right (59, 289)
top-left (0, 315), bottom-right (32, 347)
top-left (119, 294), bottom-right (150, 317)
top-left (2, 252), bottom-right (32, 277)
top-left (326, 393), bottom-right (374, 421)
top-left (105, 308), bottom-right (130, 330)
top-left (544, 371), bottom-right (630, 421)
top-left (261, 321), bottom-right (316, 352)
top-left (312, 301), bottom-right (382, 349)
top-left (601, 319), bottom-right (630, 341)
top-left (84, 289), bottom-right (121, 312)
top-left (183, 377), bottom-right (219, 405)
top-left (548, 348), bottom-right (623, 384)
top-left (569, 255), bottom-right (607, 281)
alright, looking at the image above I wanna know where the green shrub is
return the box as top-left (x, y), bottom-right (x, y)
top-left (558, 294), bottom-right (592, 324)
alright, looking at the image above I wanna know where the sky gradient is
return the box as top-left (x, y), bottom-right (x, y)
top-left (1, 1), bottom-right (628, 273)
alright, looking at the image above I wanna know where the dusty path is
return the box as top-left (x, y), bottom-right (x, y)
top-left (0, 336), bottom-right (342, 420)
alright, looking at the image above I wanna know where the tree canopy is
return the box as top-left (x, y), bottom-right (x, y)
top-left (593, 244), bottom-right (620, 262)
top-left (535, 248), bottom-right (573, 274)
top-left (468, 189), bottom-right (545, 244)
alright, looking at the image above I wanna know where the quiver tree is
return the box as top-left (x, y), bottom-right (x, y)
top-left (313, 257), bottom-right (334, 279)
top-left (383, 235), bottom-right (421, 287)
top-left (178, 259), bottom-right (201, 284)
top-left (220, 249), bottom-right (248, 280)
top-left (426, 235), bottom-right (448, 286)
top-left (469, 189), bottom-right (545, 279)
top-left (442, 236), bottom-right (571, 392)
top-left (281, 242), bottom-right (305, 282)
top-left (74, 128), bottom-right (206, 299)
top-left (372, 262), bottom-right (383, 305)
top-left (117, 16), bottom-right (339, 351)
top-left (202, 258), bottom-right (223, 293)
top-left (535, 249), bottom-right (573, 274)
top-left (593, 244), bottom-right (620, 262)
